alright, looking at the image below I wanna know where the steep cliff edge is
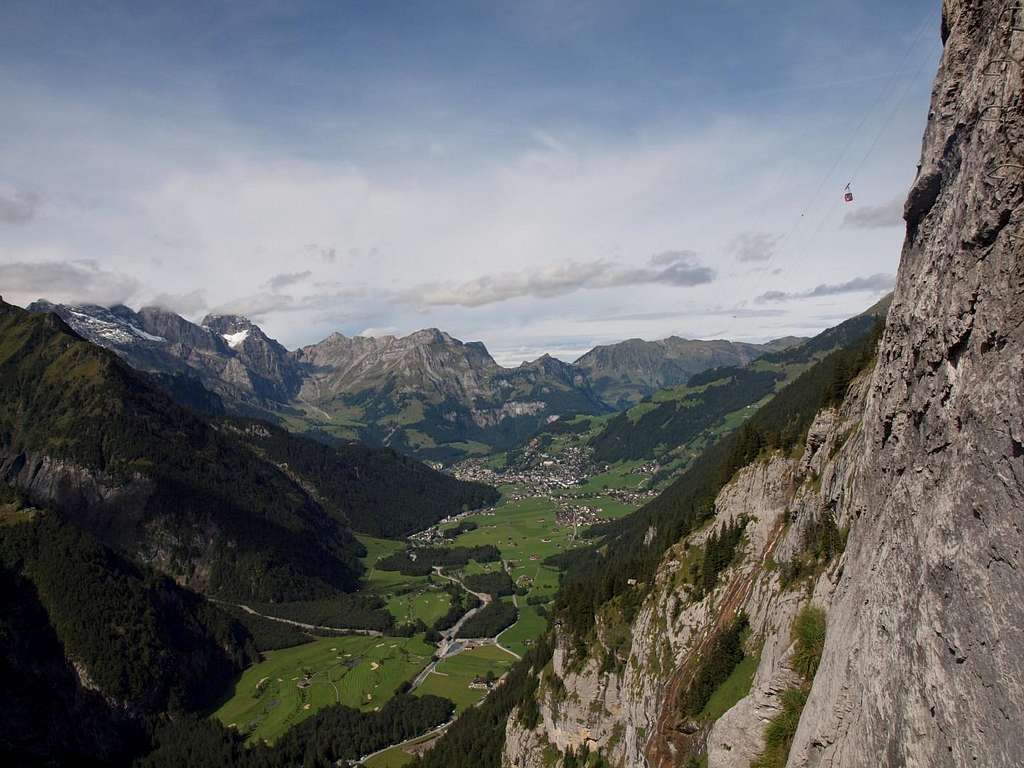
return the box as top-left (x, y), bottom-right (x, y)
top-left (787, 0), bottom-right (1024, 764)
top-left (504, 375), bottom-right (870, 768)
top-left (505, 1), bottom-right (1023, 766)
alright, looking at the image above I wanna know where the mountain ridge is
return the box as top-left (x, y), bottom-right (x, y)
top-left (24, 298), bottom-right (808, 460)
top-left (0, 299), bottom-right (496, 601)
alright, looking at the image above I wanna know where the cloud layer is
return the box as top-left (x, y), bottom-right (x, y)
top-left (0, 260), bottom-right (140, 306)
top-left (0, 0), bottom-right (941, 360)
top-left (842, 198), bottom-right (905, 229)
top-left (731, 232), bottom-right (782, 262)
top-left (264, 271), bottom-right (313, 291)
top-left (756, 273), bottom-right (895, 303)
top-left (0, 187), bottom-right (39, 224)
top-left (403, 252), bottom-right (715, 308)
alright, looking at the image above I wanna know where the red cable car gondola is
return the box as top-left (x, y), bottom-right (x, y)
top-left (844, 183), bottom-right (855, 203)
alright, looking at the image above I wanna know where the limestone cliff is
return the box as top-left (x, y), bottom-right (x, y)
top-left (504, 376), bottom-right (870, 768)
top-left (787, 0), bottom-right (1024, 763)
top-left (505, 1), bottom-right (1023, 765)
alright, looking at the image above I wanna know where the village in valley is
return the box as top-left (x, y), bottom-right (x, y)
top-left (215, 435), bottom-right (662, 767)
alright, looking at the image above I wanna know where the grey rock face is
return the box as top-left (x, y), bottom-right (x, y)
top-left (505, 10), bottom-right (1023, 762)
top-left (787, 1), bottom-right (1024, 765)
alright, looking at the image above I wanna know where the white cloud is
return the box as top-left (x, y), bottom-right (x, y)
top-left (843, 197), bottom-right (904, 229)
top-left (359, 326), bottom-right (399, 338)
top-left (402, 251), bottom-right (714, 309)
top-left (211, 286), bottom-right (368, 320)
top-left (0, 259), bottom-right (140, 306)
top-left (148, 289), bottom-right (207, 315)
top-left (756, 273), bottom-right (895, 303)
top-left (730, 231), bottom-right (782, 262)
top-left (264, 270), bottom-right (312, 291)
top-left (0, 186), bottom-right (39, 224)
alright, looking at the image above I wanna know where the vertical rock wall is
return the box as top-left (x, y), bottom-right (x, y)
top-left (504, 2), bottom-right (1023, 766)
top-left (788, 1), bottom-right (1024, 765)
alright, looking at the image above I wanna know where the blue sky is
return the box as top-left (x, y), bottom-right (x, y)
top-left (0, 0), bottom-right (943, 363)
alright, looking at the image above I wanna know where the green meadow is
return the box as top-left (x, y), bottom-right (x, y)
top-left (365, 746), bottom-right (415, 768)
top-left (415, 645), bottom-right (517, 710)
top-left (214, 635), bottom-right (432, 745)
top-left (498, 605), bottom-right (548, 657)
top-left (386, 588), bottom-right (453, 626)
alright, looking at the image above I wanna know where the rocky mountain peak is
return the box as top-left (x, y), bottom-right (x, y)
top-left (200, 313), bottom-right (258, 336)
top-left (406, 327), bottom-right (451, 346)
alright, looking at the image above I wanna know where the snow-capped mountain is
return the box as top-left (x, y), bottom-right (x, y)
top-left (25, 300), bottom-right (793, 461)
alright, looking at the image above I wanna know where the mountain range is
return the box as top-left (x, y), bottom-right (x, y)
top-left (573, 335), bottom-right (803, 409)
top-left (5, 3), bottom-right (1022, 767)
top-left (26, 299), bottom-right (802, 461)
top-left (0, 299), bottom-right (495, 602)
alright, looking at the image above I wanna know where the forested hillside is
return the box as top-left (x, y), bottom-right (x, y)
top-left (588, 310), bottom-right (883, 464)
top-left (227, 419), bottom-right (498, 537)
top-left (0, 564), bottom-right (144, 767)
top-left (0, 300), bottom-right (366, 601)
top-left (0, 514), bottom-right (257, 714)
top-left (139, 695), bottom-right (455, 768)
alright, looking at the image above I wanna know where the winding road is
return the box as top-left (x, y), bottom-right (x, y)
top-left (210, 599), bottom-right (384, 636)
top-left (218, 564), bottom-right (522, 764)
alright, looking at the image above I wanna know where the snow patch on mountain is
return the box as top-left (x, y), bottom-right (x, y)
top-left (221, 329), bottom-right (249, 348)
top-left (64, 306), bottom-right (166, 345)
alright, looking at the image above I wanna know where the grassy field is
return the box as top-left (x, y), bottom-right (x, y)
top-left (386, 588), bottom-right (453, 626)
top-left (415, 645), bottom-right (517, 710)
top-left (446, 490), bottom-right (635, 598)
top-left (359, 534), bottom-right (439, 623)
top-left (571, 461), bottom-right (648, 493)
top-left (359, 535), bottom-right (414, 587)
top-left (498, 605), bottom-right (548, 657)
top-left (444, 496), bottom-right (574, 599)
top-left (214, 635), bottom-right (433, 745)
top-left (365, 745), bottom-right (415, 768)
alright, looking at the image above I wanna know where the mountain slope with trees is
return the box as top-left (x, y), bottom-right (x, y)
top-left (573, 336), bottom-right (803, 409)
top-left (587, 308), bottom-right (886, 466)
top-left (0, 514), bottom-right (257, 714)
top-left (0, 301), bottom-right (495, 600)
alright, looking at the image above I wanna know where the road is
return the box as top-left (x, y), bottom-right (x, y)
top-left (357, 717), bottom-right (456, 764)
top-left (359, 667), bottom-right (514, 764)
top-left (411, 568), bottom-right (491, 688)
top-left (211, 599), bottom-right (384, 636)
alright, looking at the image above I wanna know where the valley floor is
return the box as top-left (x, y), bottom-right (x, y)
top-left (213, 451), bottom-right (655, 757)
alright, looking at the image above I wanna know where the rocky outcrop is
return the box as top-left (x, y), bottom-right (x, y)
top-left (0, 445), bottom-right (228, 590)
top-left (508, 2), bottom-right (1024, 766)
top-left (504, 375), bottom-right (870, 768)
top-left (785, 1), bottom-right (1024, 765)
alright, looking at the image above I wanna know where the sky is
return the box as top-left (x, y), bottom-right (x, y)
top-left (0, 0), bottom-right (943, 365)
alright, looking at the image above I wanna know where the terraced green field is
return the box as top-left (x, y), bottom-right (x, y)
top-left (214, 635), bottom-right (432, 745)
top-left (415, 645), bottom-right (517, 710)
